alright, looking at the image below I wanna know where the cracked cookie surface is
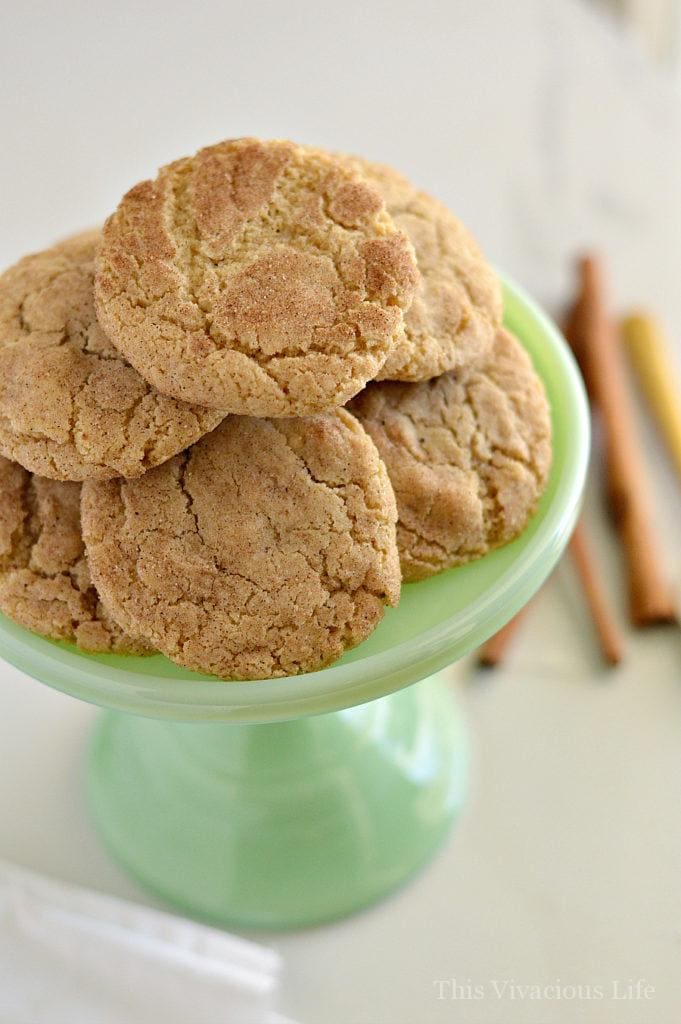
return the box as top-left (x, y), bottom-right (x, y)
top-left (0, 232), bottom-right (224, 480)
top-left (344, 157), bottom-right (502, 382)
top-left (81, 410), bottom-right (401, 679)
top-left (348, 328), bottom-right (551, 581)
top-left (0, 454), bottom-right (149, 652)
top-left (95, 138), bottom-right (418, 415)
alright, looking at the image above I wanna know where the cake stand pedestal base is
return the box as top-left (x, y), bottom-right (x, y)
top-left (88, 670), bottom-right (468, 930)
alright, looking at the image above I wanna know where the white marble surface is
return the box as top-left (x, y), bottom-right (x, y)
top-left (2, 1), bottom-right (681, 1021)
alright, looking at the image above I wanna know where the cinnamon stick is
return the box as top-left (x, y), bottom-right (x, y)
top-left (569, 520), bottom-right (623, 666)
top-left (478, 605), bottom-right (531, 668)
top-left (565, 255), bottom-right (676, 627)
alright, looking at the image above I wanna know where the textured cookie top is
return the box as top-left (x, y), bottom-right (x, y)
top-left (0, 232), bottom-right (223, 480)
top-left (349, 329), bottom-right (551, 581)
top-left (81, 411), bottom-right (401, 679)
top-left (346, 157), bottom-right (502, 382)
top-left (95, 139), bottom-right (419, 415)
top-left (0, 455), bottom-right (148, 652)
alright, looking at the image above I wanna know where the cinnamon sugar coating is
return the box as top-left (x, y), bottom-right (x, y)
top-left (0, 455), bottom-right (149, 652)
top-left (81, 410), bottom-right (400, 679)
top-left (95, 139), bottom-right (418, 415)
top-left (0, 232), bottom-right (223, 480)
top-left (344, 157), bottom-right (502, 381)
top-left (349, 329), bottom-right (551, 580)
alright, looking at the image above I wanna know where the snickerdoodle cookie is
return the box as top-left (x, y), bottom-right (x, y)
top-left (348, 328), bottom-right (551, 581)
top-left (0, 232), bottom-right (224, 481)
top-left (81, 410), bottom-right (401, 679)
top-left (344, 157), bottom-right (502, 382)
top-left (0, 455), bottom-right (148, 652)
top-left (95, 138), bottom-right (418, 415)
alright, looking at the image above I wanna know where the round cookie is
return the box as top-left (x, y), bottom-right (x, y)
top-left (348, 328), bottom-right (551, 581)
top-left (345, 156), bottom-right (502, 382)
top-left (95, 138), bottom-right (419, 415)
top-left (0, 455), bottom-right (149, 653)
top-left (0, 232), bottom-right (224, 480)
top-left (81, 411), bottom-right (401, 680)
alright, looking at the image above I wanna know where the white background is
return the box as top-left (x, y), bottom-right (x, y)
top-left (2, 1), bottom-right (681, 1021)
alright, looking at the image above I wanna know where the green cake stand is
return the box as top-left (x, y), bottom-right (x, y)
top-left (0, 278), bottom-right (589, 930)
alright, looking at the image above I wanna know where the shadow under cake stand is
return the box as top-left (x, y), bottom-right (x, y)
top-left (0, 278), bottom-right (589, 930)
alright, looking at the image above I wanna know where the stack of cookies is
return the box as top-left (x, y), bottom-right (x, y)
top-left (0, 138), bottom-right (551, 680)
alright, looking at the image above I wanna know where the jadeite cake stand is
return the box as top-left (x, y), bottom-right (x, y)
top-left (0, 278), bottom-right (589, 930)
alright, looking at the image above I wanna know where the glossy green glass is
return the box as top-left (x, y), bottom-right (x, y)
top-left (89, 672), bottom-right (468, 928)
top-left (0, 278), bottom-right (589, 929)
